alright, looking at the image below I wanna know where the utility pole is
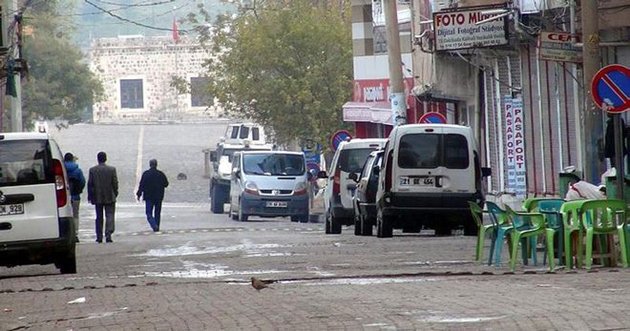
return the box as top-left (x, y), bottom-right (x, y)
top-left (581, 0), bottom-right (600, 182)
top-left (383, 0), bottom-right (406, 126)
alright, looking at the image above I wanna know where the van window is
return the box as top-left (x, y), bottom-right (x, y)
top-left (252, 127), bottom-right (260, 141)
top-left (338, 148), bottom-right (374, 173)
top-left (239, 125), bottom-right (250, 139)
top-left (243, 153), bottom-right (305, 176)
top-left (444, 134), bottom-right (469, 169)
top-left (230, 126), bottom-right (239, 139)
top-left (397, 133), bottom-right (469, 169)
top-left (0, 140), bottom-right (53, 186)
top-left (398, 134), bottom-right (439, 168)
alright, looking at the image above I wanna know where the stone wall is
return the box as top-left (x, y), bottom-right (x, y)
top-left (89, 35), bottom-right (221, 123)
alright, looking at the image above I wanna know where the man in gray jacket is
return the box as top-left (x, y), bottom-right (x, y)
top-left (88, 151), bottom-right (119, 243)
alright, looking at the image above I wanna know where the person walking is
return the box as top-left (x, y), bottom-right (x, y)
top-left (87, 151), bottom-right (118, 243)
top-left (64, 152), bottom-right (86, 243)
top-left (136, 159), bottom-right (169, 232)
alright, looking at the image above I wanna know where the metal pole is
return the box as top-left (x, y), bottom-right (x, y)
top-left (581, 0), bottom-right (601, 183)
top-left (383, 0), bottom-right (406, 126)
top-left (7, 0), bottom-right (22, 132)
top-left (614, 114), bottom-right (624, 200)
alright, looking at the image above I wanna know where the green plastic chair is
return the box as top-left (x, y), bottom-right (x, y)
top-left (468, 201), bottom-right (498, 264)
top-left (537, 199), bottom-right (566, 271)
top-left (560, 199), bottom-right (590, 269)
top-left (504, 205), bottom-right (549, 271)
top-left (580, 199), bottom-right (629, 269)
top-left (523, 197), bottom-right (561, 212)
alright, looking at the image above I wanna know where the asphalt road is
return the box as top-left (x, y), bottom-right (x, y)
top-left (1, 123), bottom-right (630, 330)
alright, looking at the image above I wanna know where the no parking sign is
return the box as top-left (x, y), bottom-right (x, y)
top-left (418, 112), bottom-right (446, 124)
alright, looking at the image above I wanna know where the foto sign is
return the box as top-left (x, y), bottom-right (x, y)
top-left (433, 6), bottom-right (509, 51)
top-left (538, 32), bottom-right (582, 63)
top-left (591, 64), bottom-right (630, 113)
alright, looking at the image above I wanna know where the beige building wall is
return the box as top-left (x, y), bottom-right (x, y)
top-left (89, 35), bottom-right (219, 123)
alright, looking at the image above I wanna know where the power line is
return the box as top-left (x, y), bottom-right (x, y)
top-left (83, 0), bottom-right (187, 32)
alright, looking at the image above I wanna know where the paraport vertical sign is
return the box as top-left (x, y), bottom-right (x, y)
top-left (504, 97), bottom-right (527, 197)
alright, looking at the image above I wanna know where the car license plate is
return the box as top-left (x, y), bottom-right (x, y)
top-left (413, 177), bottom-right (434, 186)
top-left (0, 204), bottom-right (24, 216)
top-left (266, 201), bottom-right (287, 208)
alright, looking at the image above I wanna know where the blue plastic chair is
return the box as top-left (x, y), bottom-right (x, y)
top-left (486, 201), bottom-right (512, 266)
top-left (537, 199), bottom-right (566, 270)
top-left (504, 205), bottom-right (547, 271)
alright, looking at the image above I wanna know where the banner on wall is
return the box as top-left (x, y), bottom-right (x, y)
top-left (504, 97), bottom-right (527, 197)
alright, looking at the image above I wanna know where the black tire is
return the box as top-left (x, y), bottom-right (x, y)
top-left (376, 211), bottom-right (393, 238)
top-left (290, 216), bottom-right (299, 222)
top-left (298, 214), bottom-right (309, 223)
top-left (330, 215), bottom-right (342, 234)
top-left (238, 200), bottom-right (248, 222)
top-left (354, 216), bottom-right (362, 236)
top-left (463, 214), bottom-right (479, 236)
top-left (434, 225), bottom-right (451, 236)
top-left (210, 184), bottom-right (225, 214)
top-left (325, 212), bottom-right (332, 234)
top-left (58, 245), bottom-right (77, 274)
top-left (361, 218), bottom-right (374, 236)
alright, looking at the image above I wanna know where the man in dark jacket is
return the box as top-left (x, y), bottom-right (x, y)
top-left (64, 152), bottom-right (86, 243)
top-left (136, 159), bottom-right (169, 232)
top-left (88, 151), bottom-right (119, 243)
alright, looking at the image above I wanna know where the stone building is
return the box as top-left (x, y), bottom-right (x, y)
top-left (88, 35), bottom-right (220, 123)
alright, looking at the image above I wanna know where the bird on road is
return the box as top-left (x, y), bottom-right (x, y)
top-left (251, 277), bottom-right (272, 291)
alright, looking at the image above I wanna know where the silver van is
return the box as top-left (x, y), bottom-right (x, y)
top-left (229, 151), bottom-right (310, 222)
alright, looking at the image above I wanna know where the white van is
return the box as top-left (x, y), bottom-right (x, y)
top-left (318, 138), bottom-right (387, 234)
top-left (0, 132), bottom-right (77, 273)
top-left (229, 151), bottom-right (310, 222)
top-left (375, 124), bottom-right (490, 237)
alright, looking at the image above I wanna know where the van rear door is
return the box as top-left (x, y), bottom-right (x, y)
top-left (0, 139), bottom-right (60, 242)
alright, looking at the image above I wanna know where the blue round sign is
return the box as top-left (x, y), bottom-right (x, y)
top-left (418, 112), bottom-right (447, 124)
top-left (330, 130), bottom-right (352, 151)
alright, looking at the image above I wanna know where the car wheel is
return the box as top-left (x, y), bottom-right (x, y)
top-left (330, 215), bottom-right (342, 234)
top-left (434, 225), bottom-right (451, 236)
top-left (290, 216), bottom-right (299, 222)
top-left (58, 244), bottom-right (77, 274)
top-left (360, 217), bottom-right (373, 236)
top-left (376, 211), bottom-right (393, 238)
top-left (298, 214), bottom-right (309, 223)
top-left (210, 185), bottom-right (224, 214)
top-left (354, 215), bottom-right (362, 236)
top-left (238, 200), bottom-right (248, 222)
top-left (463, 214), bottom-right (479, 236)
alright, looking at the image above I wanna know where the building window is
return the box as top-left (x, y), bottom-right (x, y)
top-left (373, 26), bottom-right (387, 54)
top-left (120, 79), bottom-right (144, 109)
top-left (191, 77), bottom-right (212, 107)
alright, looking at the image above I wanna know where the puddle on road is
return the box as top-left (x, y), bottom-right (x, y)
top-left (419, 315), bottom-right (506, 323)
top-left (282, 277), bottom-right (438, 286)
top-left (143, 260), bottom-right (285, 279)
top-left (134, 240), bottom-right (288, 257)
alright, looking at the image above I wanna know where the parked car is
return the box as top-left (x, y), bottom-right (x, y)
top-left (0, 132), bottom-right (77, 274)
top-left (375, 124), bottom-right (491, 238)
top-left (228, 151), bottom-right (310, 222)
top-left (318, 138), bottom-right (387, 234)
top-left (351, 149), bottom-right (383, 236)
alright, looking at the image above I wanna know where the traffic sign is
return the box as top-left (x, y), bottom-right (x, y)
top-left (330, 130), bottom-right (352, 151)
top-left (591, 64), bottom-right (630, 113)
top-left (418, 112), bottom-right (447, 124)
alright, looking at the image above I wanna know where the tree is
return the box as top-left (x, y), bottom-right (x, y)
top-left (19, 0), bottom-right (103, 127)
top-left (193, 0), bottom-right (353, 147)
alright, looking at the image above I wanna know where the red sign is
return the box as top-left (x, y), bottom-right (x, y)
top-left (418, 112), bottom-right (446, 124)
top-left (591, 64), bottom-right (630, 113)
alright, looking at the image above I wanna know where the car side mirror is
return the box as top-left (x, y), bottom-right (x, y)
top-left (348, 172), bottom-right (359, 182)
top-left (317, 170), bottom-right (327, 179)
top-left (482, 167), bottom-right (492, 177)
top-left (210, 151), bottom-right (217, 162)
top-left (372, 166), bottom-right (380, 175)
